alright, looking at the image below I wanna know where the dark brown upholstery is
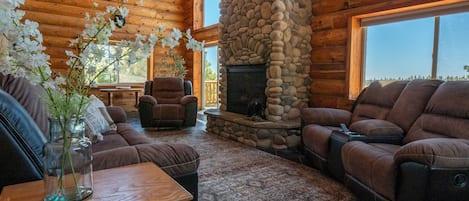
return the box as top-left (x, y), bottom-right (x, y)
top-left (301, 81), bottom-right (409, 166)
top-left (339, 80), bottom-right (469, 201)
top-left (342, 142), bottom-right (400, 201)
top-left (139, 77), bottom-right (198, 128)
top-left (350, 80), bottom-right (409, 123)
top-left (0, 75), bottom-right (200, 199)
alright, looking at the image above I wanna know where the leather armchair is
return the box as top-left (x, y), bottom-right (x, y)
top-left (138, 77), bottom-right (198, 128)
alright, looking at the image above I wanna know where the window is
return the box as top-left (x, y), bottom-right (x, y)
top-left (203, 0), bottom-right (220, 27)
top-left (90, 45), bottom-right (148, 84)
top-left (348, 2), bottom-right (469, 97)
top-left (203, 45), bottom-right (219, 108)
top-left (364, 12), bottom-right (469, 86)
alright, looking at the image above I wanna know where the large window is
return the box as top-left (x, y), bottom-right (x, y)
top-left (348, 1), bottom-right (469, 97)
top-left (364, 12), bottom-right (469, 85)
top-left (90, 45), bottom-right (147, 84)
top-left (203, 0), bottom-right (220, 27)
top-left (203, 45), bottom-right (219, 108)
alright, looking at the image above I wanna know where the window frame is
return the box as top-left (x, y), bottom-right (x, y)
top-left (89, 43), bottom-right (153, 87)
top-left (347, 0), bottom-right (469, 99)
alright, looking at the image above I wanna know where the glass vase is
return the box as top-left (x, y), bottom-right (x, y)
top-left (43, 117), bottom-right (93, 201)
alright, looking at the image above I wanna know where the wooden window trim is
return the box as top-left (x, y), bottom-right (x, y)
top-left (347, 0), bottom-right (468, 99)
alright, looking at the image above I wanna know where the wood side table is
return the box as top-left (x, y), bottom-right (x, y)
top-left (100, 88), bottom-right (144, 107)
top-left (0, 162), bottom-right (193, 201)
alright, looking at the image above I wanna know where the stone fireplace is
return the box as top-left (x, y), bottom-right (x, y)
top-left (206, 0), bottom-right (312, 151)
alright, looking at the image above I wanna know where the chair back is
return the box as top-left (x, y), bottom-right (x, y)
top-left (404, 81), bottom-right (469, 143)
top-left (350, 80), bottom-right (409, 123)
top-left (149, 77), bottom-right (185, 104)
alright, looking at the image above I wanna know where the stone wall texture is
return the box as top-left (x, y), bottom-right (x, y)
top-left (219, 0), bottom-right (313, 122)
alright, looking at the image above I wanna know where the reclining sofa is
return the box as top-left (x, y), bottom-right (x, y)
top-left (0, 74), bottom-right (200, 200)
top-left (301, 79), bottom-right (469, 201)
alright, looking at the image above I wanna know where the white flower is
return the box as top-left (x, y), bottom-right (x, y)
top-left (118, 7), bottom-right (129, 18)
top-left (106, 6), bottom-right (115, 14)
top-left (171, 28), bottom-right (182, 40)
top-left (186, 29), bottom-right (192, 39)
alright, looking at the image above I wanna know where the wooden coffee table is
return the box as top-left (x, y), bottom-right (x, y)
top-left (0, 162), bottom-right (193, 201)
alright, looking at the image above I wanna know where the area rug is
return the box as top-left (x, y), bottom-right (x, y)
top-left (136, 119), bottom-right (357, 201)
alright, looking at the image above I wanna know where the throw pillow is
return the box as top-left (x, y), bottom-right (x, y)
top-left (98, 107), bottom-right (117, 131)
top-left (84, 95), bottom-right (110, 142)
top-left (89, 95), bottom-right (117, 130)
top-left (84, 118), bottom-right (104, 143)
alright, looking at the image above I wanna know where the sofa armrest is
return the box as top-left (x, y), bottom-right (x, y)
top-left (349, 119), bottom-right (404, 137)
top-left (181, 95), bottom-right (197, 105)
top-left (139, 95), bottom-right (157, 106)
top-left (301, 108), bottom-right (351, 126)
top-left (106, 106), bottom-right (127, 123)
top-left (395, 138), bottom-right (469, 168)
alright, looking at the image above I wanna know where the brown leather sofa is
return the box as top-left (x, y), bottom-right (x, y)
top-left (0, 74), bottom-right (200, 200)
top-left (139, 77), bottom-right (198, 128)
top-left (302, 80), bottom-right (469, 201)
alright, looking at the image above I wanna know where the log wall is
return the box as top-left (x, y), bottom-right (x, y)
top-left (20, 0), bottom-right (450, 111)
top-left (20, 0), bottom-right (191, 111)
top-left (310, 0), bottom-right (444, 110)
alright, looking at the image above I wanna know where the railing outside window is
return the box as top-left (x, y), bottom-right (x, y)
top-left (204, 80), bottom-right (218, 107)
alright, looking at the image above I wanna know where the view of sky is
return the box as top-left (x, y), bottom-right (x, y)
top-left (202, 1), bottom-right (469, 83)
top-left (365, 12), bottom-right (469, 81)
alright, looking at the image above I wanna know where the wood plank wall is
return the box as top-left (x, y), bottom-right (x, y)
top-left (20, 0), bottom-right (192, 111)
top-left (310, 0), bottom-right (442, 110)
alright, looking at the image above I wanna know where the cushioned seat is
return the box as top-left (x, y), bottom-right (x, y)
top-left (340, 81), bottom-right (469, 201)
top-left (139, 77), bottom-right (198, 128)
top-left (342, 142), bottom-right (400, 201)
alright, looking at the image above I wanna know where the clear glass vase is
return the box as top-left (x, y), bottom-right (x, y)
top-left (43, 117), bottom-right (93, 201)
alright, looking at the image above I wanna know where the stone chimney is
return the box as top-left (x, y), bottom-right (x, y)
top-left (218, 0), bottom-right (312, 122)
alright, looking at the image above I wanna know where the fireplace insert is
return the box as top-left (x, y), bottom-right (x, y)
top-left (226, 64), bottom-right (267, 116)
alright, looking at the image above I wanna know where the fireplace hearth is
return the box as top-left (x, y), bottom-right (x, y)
top-left (206, 0), bottom-right (312, 151)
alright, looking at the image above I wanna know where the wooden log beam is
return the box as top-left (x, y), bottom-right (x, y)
top-left (311, 28), bottom-right (347, 47)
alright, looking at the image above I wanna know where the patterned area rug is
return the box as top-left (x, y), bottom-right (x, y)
top-left (131, 115), bottom-right (356, 201)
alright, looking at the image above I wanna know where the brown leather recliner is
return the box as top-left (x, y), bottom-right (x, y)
top-left (301, 80), bottom-right (411, 173)
top-left (138, 77), bottom-right (198, 128)
top-left (341, 81), bottom-right (469, 201)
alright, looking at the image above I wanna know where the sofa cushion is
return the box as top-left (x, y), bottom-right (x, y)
top-left (349, 119), bottom-right (404, 137)
top-left (404, 114), bottom-right (469, 143)
top-left (152, 104), bottom-right (185, 120)
top-left (342, 141), bottom-right (400, 201)
top-left (93, 133), bottom-right (130, 153)
top-left (386, 79), bottom-right (442, 132)
top-left (395, 138), bottom-right (469, 168)
top-left (405, 81), bottom-right (469, 143)
top-left (135, 143), bottom-right (200, 177)
top-left (303, 125), bottom-right (340, 159)
top-left (351, 80), bottom-right (409, 123)
top-left (115, 123), bottom-right (152, 145)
